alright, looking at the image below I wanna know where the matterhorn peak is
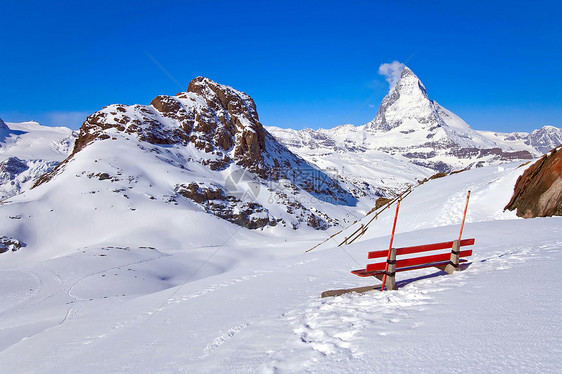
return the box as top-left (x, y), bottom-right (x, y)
top-left (365, 65), bottom-right (438, 132)
top-left (0, 117), bottom-right (8, 130)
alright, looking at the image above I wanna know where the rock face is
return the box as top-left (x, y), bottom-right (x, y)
top-left (0, 117), bottom-right (8, 130)
top-left (0, 157), bottom-right (29, 176)
top-left (505, 146), bottom-right (562, 218)
top-left (42, 77), bottom-right (353, 199)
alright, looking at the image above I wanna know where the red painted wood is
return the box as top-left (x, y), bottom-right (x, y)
top-left (366, 250), bottom-right (473, 272)
top-left (394, 258), bottom-right (469, 273)
top-left (459, 191), bottom-right (471, 241)
top-left (368, 238), bottom-right (475, 259)
top-left (351, 268), bottom-right (384, 277)
top-left (351, 259), bottom-right (469, 277)
top-left (365, 261), bottom-right (388, 272)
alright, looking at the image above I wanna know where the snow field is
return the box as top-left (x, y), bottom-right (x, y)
top-left (0, 159), bottom-right (560, 373)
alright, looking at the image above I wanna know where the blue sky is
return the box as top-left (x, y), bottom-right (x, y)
top-left (1, 0), bottom-right (561, 132)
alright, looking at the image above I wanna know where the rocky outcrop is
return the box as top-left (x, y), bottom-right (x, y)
top-left (0, 236), bottom-right (24, 254)
top-left (0, 117), bottom-right (8, 130)
top-left (505, 146), bottom-right (562, 218)
top-left (174, 183), bottom-right (275, 229)
top-left (41, 77), bottom-right (316, 181)
top-left (70, 77), bottom-right (266, 169)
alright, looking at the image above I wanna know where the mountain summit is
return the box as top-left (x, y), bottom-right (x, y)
top-left (364, 65), bottom-right (500, 150)
top-left (366, 67), bottom-right (437, 132)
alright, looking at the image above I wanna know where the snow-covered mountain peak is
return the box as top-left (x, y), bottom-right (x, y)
top-left (527, 125), bottom-right (562, 153)
top-left (398, 66), bottom-right (428, 96)
top-left (0, 117), bottom-right (8, 130)
top-left (366, 65), bottom-right (441, 133)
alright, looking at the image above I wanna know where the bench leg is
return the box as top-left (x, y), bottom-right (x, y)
top-left (385, 247), bottom-right (397, 290)
top-left (444, 240), bottom-right (460, 274)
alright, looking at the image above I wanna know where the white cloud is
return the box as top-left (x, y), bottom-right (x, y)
top-left (378, 61), bottom-right (405, 90)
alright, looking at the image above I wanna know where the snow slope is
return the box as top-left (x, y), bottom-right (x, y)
top-left (0, 120), bottom-right (76, 200)
top-left (0, 160), bottom-right (560, 373)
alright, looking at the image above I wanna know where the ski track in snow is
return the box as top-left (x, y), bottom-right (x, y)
top-left (167, 258), bottom-right (318, 305)
top-left (201, 322), bottom-right (251, 358)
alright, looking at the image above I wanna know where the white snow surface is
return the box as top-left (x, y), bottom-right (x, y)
top-left (0, 160), bottom-right (560, 373)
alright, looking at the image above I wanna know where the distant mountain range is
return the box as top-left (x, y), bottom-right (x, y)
top-left (268, 66), bottom-right (561, 194)
top-left (0, 120), bottom-right (76, 200)
top-left (0, 67), bottom-right (560, 240)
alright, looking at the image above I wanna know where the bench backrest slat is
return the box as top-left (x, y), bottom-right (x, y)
top-left (366, 249), bottom-right (473, 272)
top-left (367, 238), bottom-right (475, 259)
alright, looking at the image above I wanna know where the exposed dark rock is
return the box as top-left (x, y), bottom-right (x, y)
top-left (0, 157), bottom-right (29, 179)
top-left (452, 147), bottom-right (533, 161)
top-left (505, 146), bottom-right (562, 218)
top-left (174, 183), bottom-right (273, 229)
top-left (429, 172), bottom-right (448, 180)
top-left (0, 236), bottom-right (24, 254)
top-left (375, 196), bottom-right (392, 210)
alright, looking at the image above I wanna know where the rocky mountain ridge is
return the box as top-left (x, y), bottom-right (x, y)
top-left (28, 77), bottom-right (358, 231)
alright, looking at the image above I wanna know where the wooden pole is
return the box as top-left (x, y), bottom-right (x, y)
top-left (458, 190), bottom-right (471, 241)
top-left (381, 199), bottom-right (400, 291)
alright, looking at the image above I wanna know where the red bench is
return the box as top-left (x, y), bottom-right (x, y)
top-left (351, 238), bottom-right (475, 290)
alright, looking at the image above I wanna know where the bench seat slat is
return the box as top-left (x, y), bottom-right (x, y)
top-left (351, 259), bottom-right (469, 278)
top-left (366, 249), bottom-right (473, 272)
top-left (368, 238), bottom-right (475, 259)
